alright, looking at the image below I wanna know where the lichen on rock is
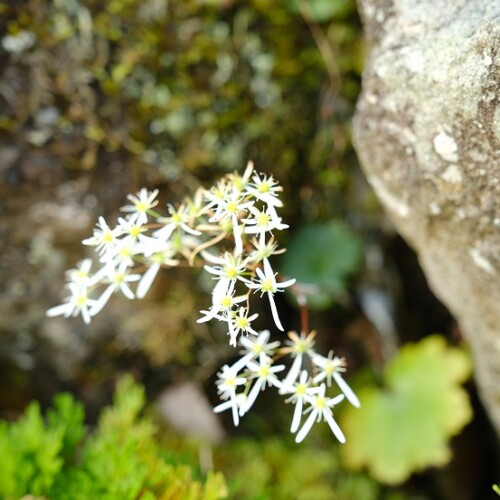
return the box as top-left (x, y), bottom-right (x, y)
top-left (354, 0), bottom-right (500, 434)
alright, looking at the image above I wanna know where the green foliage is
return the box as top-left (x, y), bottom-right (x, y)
top-left (340, 335), bottom-right (473, 484)
top-left (280, 221), bottom-right (363, 309)
top-left (0, 377), bottom-right (227, 500)
top-left (2, 0), bottom-right (362, 212)
top-left (493, 483), bottom-right (500, 496)
top-left (216, 437), bottom-right (405, 500)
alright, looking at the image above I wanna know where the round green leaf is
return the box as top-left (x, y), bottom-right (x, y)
top-left (340, 335), bottom-right (473, 484)
top-left (280, 221), bottom-right (363, 309)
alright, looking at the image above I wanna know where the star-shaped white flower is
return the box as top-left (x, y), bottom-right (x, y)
top-left (242, 353), bottom-right (285, 415)
top-left (245, 172), bottom-right (283, 208)
top-left (226, 307), bottom-right (259, 346)
top-left (120, 188), bottom-right (159, 225)
top-left (46, 282), bottom-right (97, 324)
top-left (279, 330), bottom-right (317, 389)
top-left (82, 217), bottom-right (123, 259)
top-left (154, 203), bottom-right (201, 242)
top-left (281, 370), bottom-right (321, 433)
top-left (231, 330), bottom-right (281, 372)
top-left (312, 351), bottom-right (360, 408)
top-left (246, 258), bottom-right (295, 331)
top-left (204, 252), bottom-right (249, 304)
top-left (295, 384), bottom-right (345, 443)
top-left (213, 365), bottom-right (248, 427)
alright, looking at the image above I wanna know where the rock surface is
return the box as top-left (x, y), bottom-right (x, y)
top-left (354, 0), bottom-right (500, 433)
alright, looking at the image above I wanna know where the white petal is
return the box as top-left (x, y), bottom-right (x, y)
top-left (212, 278), bottom-right (231, 305)
top-left (90, 285), bottom-right (114, 315)
top-left (267, 292), bottom-right (284, 331)
top-left (136, 263), bottom-right (160, 299)
top-left (278, 278), bottom-right (296, 289)
top-left (333, 372), bottom-right (360, 408)
top-left (244, 379), bottom-right (263, 414)
top-left (120, 283), bottom-right (135, 300)
top-left (46, 303), bottom-right (72, 318)
top-left (81, 306), bottom-right (92, 324)
top-left (263, 257), bottom-right (274, 278)
top-left (230, 353), bottom-right (254, 372)
top-left (324, 410), bottom-right (346, 443)
top-left (290, 397), bottom-right (303, 433)
top-left (213, 400), bottom-right (232, 413)
top-left (153, 223), bottom-right (175, 242)
top-left (232, 216), bottom-right (243, 255)
top-left (295, 410), bottom-right (317, 443)
top-left (231, 399), bottom-right (240, 426)
top-left (282, 353), bottom-right (302, 388)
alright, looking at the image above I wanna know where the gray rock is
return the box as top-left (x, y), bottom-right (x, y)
top-left (354, 0), bottom-right (500, 433)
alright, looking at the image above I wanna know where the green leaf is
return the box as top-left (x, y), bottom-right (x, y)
top-left (280, 221), bottom-right (363, 309)
top-left (340, 335), bottom-right (473, 484)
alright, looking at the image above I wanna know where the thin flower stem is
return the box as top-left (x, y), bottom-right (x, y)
top-left (188, 230), bottom-right (228, 266)
top-left (299, 296), bottom-right (309, 333)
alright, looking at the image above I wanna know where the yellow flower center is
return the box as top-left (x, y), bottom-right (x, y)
top-left (135, 201), bottom-right (148, 212)
top-left (236, 316), bottom-right (248, 329)
top-left (76, 294), bottom-right (88, 307)
top-left (261, 279), bottom-right (274, 293)
top-left (221, 296), bottom-right (232, 308)
top-left (103, 230), bottom-right (114, 243)
top-left (256, 212), bottom-right (270, 226)
top-left (227, 201), bottom-right (238, 213)
top-left (226, 266), bottom-right (237, 279)
top-left (314, 396), bottom-right (326, 411)
top-left (258, 182), bottom-right (270, 193)
top-left (76, 270), bottom-right (87, 280)
top-left (130, 225), bottom-right (141, 238)
top-left (296, 383), bottom-right (307, 396)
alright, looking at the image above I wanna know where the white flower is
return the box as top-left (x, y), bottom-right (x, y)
top-left (231, 330), bottom-right (281, 372)
top-left (116, 216), bottom-right (144, 238)
top-left (204, 252), bottom-right (249, 304)
top-left (242, 353), bottom-right (285, 415)
top-left (107, 239), bottom-right (139, 268)
top-left (213, 365), bottom-right (247, 427)
top-left (247, 258), bottom-right (295, 331)
top-left (245, 172), bottom-right (283, 208)
top-left (279, 330), bottom-right (317, 389)
top-left (226, 307), bottom-right (259, 346)
top-left (206, 189), bottom-right (253, 254)
top-left (227, 160), bottom-right (254, 193)
top-left (136, 244), bottom-right (180, 299)
top-left (242, 205), bottom-right (288, 243)
top-left (197, 290), bottom-right (247, 324)
top-left (82, 217), bottom-right (123, 259)
top-left (154, 203), bottom-right (201, 242)
top-left (46, 283), bottom-right (97, 324)
top-left (312, 351), bottom-right (360, 408)
top-left (90, 263), bottom-right (141, 315)
top-left (282, 370), bottom-right (320, 433)
top-left (120, 188), bottom-right (159, 225)
top-left (295, 384), bottom-right (345, 443)
top-left (64, 259), bottom-right (97, 287)
top-left (247, 235), bottom-right (284, 263)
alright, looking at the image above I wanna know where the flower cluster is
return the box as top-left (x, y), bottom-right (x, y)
top-left (214, 330), bottom-right (360, 443)
top-left (47, 162), bottom-right (360, 442)
top-left (47, 162), bottom-right (294, 346)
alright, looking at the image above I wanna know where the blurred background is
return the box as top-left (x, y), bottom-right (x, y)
top-left (0, 0), bottom-right (498, 498)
